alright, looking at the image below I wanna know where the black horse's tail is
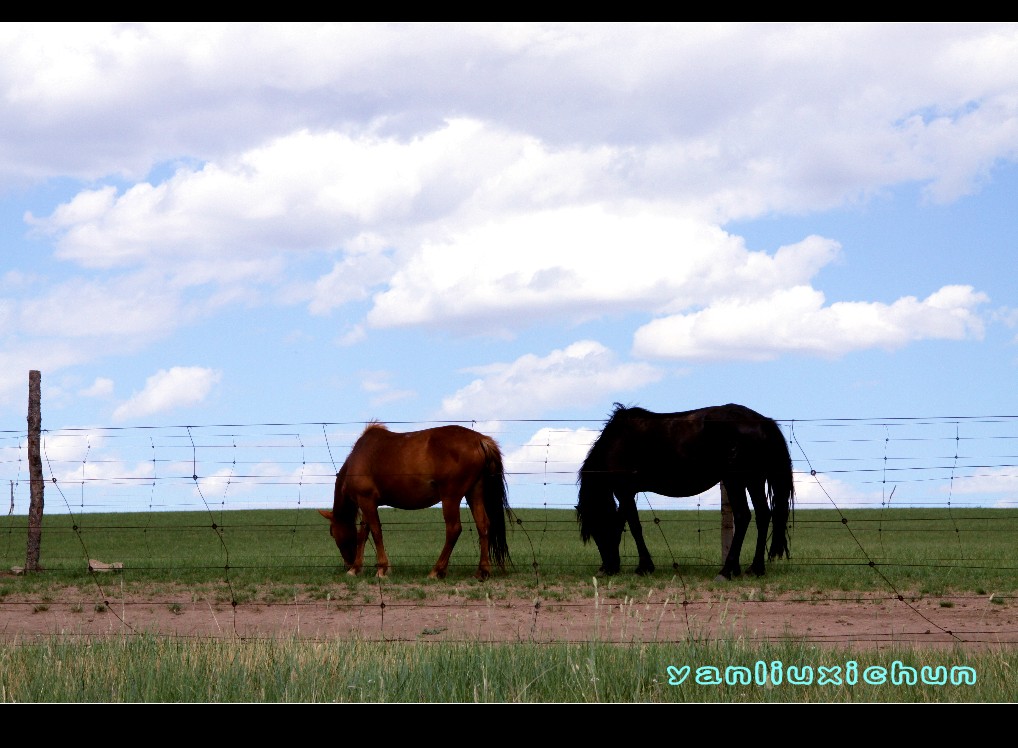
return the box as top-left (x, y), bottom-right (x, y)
top-left (763, 418), bottom-right (795, 560)
top-left (479, 435), bottom-right (513, 569)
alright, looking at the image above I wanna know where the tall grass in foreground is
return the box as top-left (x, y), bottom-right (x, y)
top-left (0, 636), bottom-right (1010, 703)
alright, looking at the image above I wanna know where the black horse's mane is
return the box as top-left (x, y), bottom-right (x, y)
top-left (598, 400), bottom-right (650, 430)
top-left (580, 403), bottom-right (636, 475)
top-left (603, 401), bottom-right (645, 425)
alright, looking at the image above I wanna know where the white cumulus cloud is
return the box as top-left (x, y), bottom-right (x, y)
top-left (112, 366), bottom-right (222, 421)
top-left (503, 426), bottom-right (601, 482)
top-left (79, 377), bottom-right (114, 398)
top-left (440, 340), bottom-right (662, 420)
top-left (632, 285), bottom-right (988, 361)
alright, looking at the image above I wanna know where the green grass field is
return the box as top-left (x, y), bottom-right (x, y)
top-left (2, 506), bottom-right (1016, 597)
top-left (1, 507), bottom-right (1015, 702)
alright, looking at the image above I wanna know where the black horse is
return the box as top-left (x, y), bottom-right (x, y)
top-left (576, 403), bottom-right (794, 580)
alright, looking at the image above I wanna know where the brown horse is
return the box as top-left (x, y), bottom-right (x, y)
top-left (318, 422), bottom-right (513, 580)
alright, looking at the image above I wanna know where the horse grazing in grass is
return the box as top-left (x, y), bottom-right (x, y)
top-left (576, 403), bottom-right (794, 580)
top-left (319, 422), bottom-right (513, 580)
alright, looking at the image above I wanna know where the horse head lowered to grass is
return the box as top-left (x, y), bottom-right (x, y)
top-left (576, 403), bottom-right (794, 580)
top-left (319, 422), bottom-right (514, 580)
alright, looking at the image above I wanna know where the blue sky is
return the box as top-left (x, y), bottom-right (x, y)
top-left (1, 23), bottom-right (1017, 514)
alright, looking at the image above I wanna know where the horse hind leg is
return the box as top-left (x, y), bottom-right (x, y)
top-left (430, 497), bottom-right (464, 580)
top-left (718, 483), bottom-right (751, 580)
top-left (465, 480), bottom-right (493, 581)
top-left (746, 482), bottom-right (771, 577)
top-left (768, 501), bottom-right (790, 560)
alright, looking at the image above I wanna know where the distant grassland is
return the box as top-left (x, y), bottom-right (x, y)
top-left (1, 507), bottom-right (1016, 599)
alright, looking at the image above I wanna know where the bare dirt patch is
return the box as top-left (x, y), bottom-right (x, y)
top-left (2, 581), bottom-right (1015, 651)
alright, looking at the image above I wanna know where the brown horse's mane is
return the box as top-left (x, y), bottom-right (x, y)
top-left (362, 420), bottom-right (389, 434)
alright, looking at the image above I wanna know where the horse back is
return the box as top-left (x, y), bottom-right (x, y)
top-left (338, 424), bottom-right (491, 508)
top-left (595, 403), bottom-right (782, 496)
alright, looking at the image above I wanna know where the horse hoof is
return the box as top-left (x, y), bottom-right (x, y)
top-left (714, 573), bottom-right (731, 582)
top-left (346, 568), bottom-right (360, 577)
top-left (635, 565), bottom-right (655, 576)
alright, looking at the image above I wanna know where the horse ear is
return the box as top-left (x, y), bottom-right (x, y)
top-left (318, 509), bottom-right (334, 521)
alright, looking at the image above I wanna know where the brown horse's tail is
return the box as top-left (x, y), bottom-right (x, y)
top-left (479, 436), bottom-right (513, 570)
top-left (763, 417), bottom-right (795, 560)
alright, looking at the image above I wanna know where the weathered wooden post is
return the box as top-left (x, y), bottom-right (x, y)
top-left (25, 370), bottom-right (44, 573)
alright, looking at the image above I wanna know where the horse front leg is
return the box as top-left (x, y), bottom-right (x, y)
top-left (593, 515), bottom-right (622, 577)
top-left (358, 504), bottom-right (390, 577)
top-left (348, 519), bottom-right (370, 576)
top-left (430, 499), bottom-right (463, 580)
top-left (618, 492), bottom-right (655, 575)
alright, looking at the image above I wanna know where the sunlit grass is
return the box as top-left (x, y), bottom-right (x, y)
top-left (0, 635), bottom-right (1009, 703)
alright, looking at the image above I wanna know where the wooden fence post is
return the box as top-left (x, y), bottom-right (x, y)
top-left (25, 370), bottom-right (44, 573)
